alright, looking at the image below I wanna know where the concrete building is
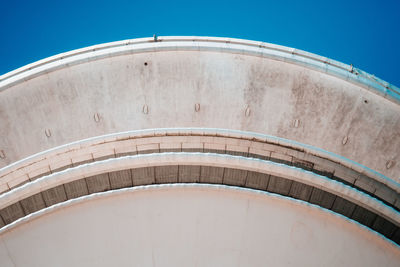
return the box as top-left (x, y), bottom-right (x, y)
top-left (0, 36), bottom-right (399, 266)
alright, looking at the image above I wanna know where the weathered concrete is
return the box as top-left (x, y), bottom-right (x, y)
top-left (1, 153), bottom-right (399, 233)
top-left (108, 169), bottom-right (132, 189)
top-left (0, 37), bottom-right (399, 265)
top-left (1, 185), bottom-right (399, 267)
top-left (0, 37), bottom-right (399, 180)
top-left (1, 130), bottom-right (397, 211)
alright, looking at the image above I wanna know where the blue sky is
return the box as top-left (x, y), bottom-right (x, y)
top-left (1, 0), bottom-right (399, 86)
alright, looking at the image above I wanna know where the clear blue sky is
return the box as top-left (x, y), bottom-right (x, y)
top-left (1, 0), bottom-right (399, 86)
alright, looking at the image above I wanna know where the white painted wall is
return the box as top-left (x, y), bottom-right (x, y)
top-left (0, 185), bottom-right (399, 267)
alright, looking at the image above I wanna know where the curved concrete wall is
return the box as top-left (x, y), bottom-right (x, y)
top-left (0, 130), bottom-right (399, 245)
top-left (0, 37), bottom-right (399, 180)
top-left (0, 37), bottom-right (399, 265)
top-left (1, 185), bottom-right (399, 267)
top-left (1, 153), bottom-right (398, 225)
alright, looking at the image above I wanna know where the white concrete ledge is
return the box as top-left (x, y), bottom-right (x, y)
top-left (1, 128), bottom-right (398, 194)
top-left (0, 152), bottom-right (398, 227)
top-left (0, 37), bottom-right (398, 103)
top-left (1, 184), bottom-right (399, 267)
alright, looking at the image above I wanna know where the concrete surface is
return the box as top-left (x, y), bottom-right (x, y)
top-left (1, 130), bottom-right (398, 209)
top-left (0, 153), bottom-right (399, 245)
top-left (1, 153), bottom-right (398, 223)
top-left (0, 37), bottom-right (399, 265)
top-left (0, 185), bottom-right (399, 267)
top-left (0, 37), bottom-right (399, 180)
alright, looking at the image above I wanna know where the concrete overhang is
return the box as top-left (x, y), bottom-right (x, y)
top-left (0, 37), bottom-right (399, 266)
top-left (2, 185), bottom-right (400, 267)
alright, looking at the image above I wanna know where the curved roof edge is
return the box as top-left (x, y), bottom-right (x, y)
top-left (2, 183), bottom-right (399, 250)
top-left (0, 36), bottom-right (399, 104)
top-left (2, 152), bottom-right (398, 224)
top-left (1, 128), bottom-right (398, 193)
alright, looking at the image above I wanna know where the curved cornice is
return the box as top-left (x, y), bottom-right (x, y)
top-left (0, 36), bottom-right (398, 103)
top-left (1, 128), bottom-right (398, 193)
top-left (1, 152), bottom-right (398, 226)
top-left (1, 183), bottom-right (399, 252)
